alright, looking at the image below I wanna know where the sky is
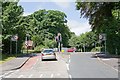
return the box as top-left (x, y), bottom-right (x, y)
top-left (18, 0), bottom-right (91, 36)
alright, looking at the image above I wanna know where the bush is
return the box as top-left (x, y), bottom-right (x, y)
top-left (34, 45), bottom-right (47, 53)
top-left (91, 47), bottom-right (101, 52)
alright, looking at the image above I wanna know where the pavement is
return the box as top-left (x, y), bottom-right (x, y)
top-left (94, 52), bottom-right (119, 71)
top-left (0, 54), bottom-right (31, 76)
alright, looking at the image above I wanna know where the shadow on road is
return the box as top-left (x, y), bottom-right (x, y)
top-left (42, 59), bottom-right (57, 61)
top-left (17, 53), bottom-right (38, 58)
top-left (91, 52), bottom-right (120, 59)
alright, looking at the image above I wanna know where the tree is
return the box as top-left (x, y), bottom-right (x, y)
top-left (25, 9), bottom-right (71, 48)
top-left (69, 31), bottom-right (97, 52)
top-left (2, 1), bottom-right (24, 54)
top-left (76, 2), bottom-right (120, 54)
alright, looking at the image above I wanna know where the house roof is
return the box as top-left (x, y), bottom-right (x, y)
top-left (25, 40), bottom-right (33, 46)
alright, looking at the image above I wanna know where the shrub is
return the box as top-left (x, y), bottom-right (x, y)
top-left (34, 45), bottom-right (47, 53)
top-left (91, 47), bottom-right (101, 52)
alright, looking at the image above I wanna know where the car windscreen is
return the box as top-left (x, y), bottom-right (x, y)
top-left (43, 50), bottom-right (53, 53)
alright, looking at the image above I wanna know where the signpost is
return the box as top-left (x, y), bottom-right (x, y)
top-left (99, 33), bottom-right (107, 54)
top-left (11, 34), bottom-right (18, 57)
top-left (25, 34), bottom-right (30, 54)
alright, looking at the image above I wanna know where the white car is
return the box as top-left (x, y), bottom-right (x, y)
top-left (41, 49), bottom-right (56, 61)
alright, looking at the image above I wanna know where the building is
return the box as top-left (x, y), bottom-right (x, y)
top-left (24, 40), bottom-right (34, 49)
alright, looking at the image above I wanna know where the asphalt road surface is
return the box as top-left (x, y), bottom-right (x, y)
top-left (68, 52), bottom-right (118, 78)
top-left (2, 53), bottom-right (69, 78)
top-left (1, 52), bottom-right (118, 79)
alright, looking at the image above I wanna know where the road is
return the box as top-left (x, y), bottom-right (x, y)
top-left (2, 53), bottom-right (69, 78)
top-left (1, 52), bottom-right (118, 79)
top-left (68, 52), bottom-right (118, 78)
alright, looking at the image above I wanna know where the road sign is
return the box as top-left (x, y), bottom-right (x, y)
top-left (14, 35), bottom-right (18, 40)
top-left (99, 34), bottom-right (106, 41)
top-left (11, 35), bottom-right (18, 41)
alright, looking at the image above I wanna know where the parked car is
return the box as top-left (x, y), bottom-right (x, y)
top-left (41, 49), bottom-right (56, 61)
top-left (67, 48), bottom-right (76, 52)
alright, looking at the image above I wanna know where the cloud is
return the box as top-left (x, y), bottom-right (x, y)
top-left (53, 2), bottom-right (70, 8)
top-left (67, 20), bottom-right (91, 36)
top-left (51, 0), bottom-right (71, 8)
top-left (20, 0), bottom-right (75, 2)
top-left (23, 12), bottom-right (32, 16)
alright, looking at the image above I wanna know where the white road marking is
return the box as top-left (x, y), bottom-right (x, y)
top-left (5, 75), bottom-right (12, 78)
top-left (69, 74), bottom-right (72, 78)
top-left (18, 75), bottom-right (23, 78)
top-left (31, 67), bottom-right (34, 70)
top-left (69, 55), bottom-right (70, 59)
top-left (15, 70), bottom-right (20, 73)
top-left (51, 74), bottom-right (54, 78)
top-left (1, 71), bottom-right (13, 78)
top-left (102, 59), bottom-right (110, 60)
top-left (3, 71), bottom-right (13, 76)
top-left (66, 64), bottom-right (69, 71)
top-left (69, 59), bottom-right (71, 63)
top-left (28, 74), bottom-right (33, 78)
top-left (39, 74), bottom-right (43, 78)
top-left (0, 75), bottom-right (3, 78)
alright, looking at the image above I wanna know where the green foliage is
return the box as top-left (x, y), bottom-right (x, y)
top-left (2, 2), bottom-right (24, 54)
top-left (31, 35), bottom-right (43, 46)
top-left (25, 9), bottom-right (71, 47)
top-left (2, 1), bottom-right (72, 55)
top-left (91, 47), bottom-right (101, 52)
top-left (69, 31), bottom-right (98, 52)
top-left (68, 35), bottom-right (79, 47)
top-left (43, 38), bottom-right (56, 48)
top-left (34, 45), bottom-right (46, 52)
top-left (76, 2), bottom-right (120, 54)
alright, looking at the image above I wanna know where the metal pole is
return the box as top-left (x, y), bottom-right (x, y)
top-left (83, 46), bottom-right (85, 52)
top-left (16, 40), bottom-right (17, 57)
top-left (26, 34), bottom-right (29, 54)
top-left (10, 39), bottom-right (12, 54)
top-left (105, 40), bottom-right (106, 55)
top-left (27, 37), bottom-right (28, 54)
top-left (95, 42), bottom-right (96, 48)
top-left (59, 42), bottom-right (60, 53)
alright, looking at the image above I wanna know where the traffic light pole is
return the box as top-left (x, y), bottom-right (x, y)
top-left (58, 42), bottom-right (60, 53)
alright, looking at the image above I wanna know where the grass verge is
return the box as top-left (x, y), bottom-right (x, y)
top-left (0, 53), bottom-right (27, 64)
top-left (0, 53), bottom-right (16, 64)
